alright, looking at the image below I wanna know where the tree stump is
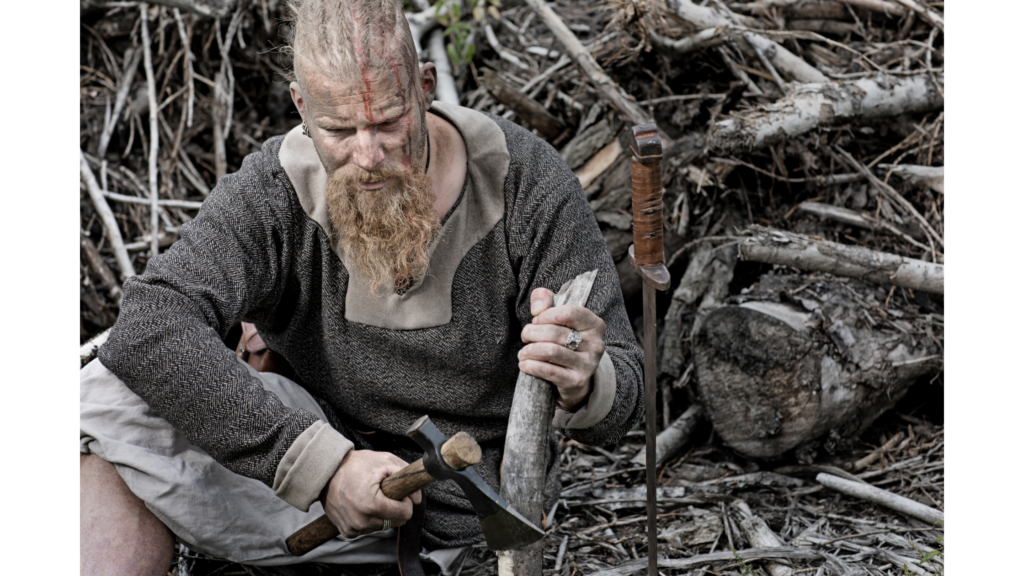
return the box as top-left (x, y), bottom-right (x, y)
top-left (692, 273), bottom-right (942, 460)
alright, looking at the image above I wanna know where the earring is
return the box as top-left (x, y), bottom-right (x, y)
top-left (302, 122), bottom-right (309, 137)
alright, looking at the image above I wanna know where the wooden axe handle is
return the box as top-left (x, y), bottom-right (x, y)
top-left (285, 431), bottom-right (480, 556)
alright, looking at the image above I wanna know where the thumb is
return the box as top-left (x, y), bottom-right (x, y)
top-left (530, 288), bottom-right (554, 317)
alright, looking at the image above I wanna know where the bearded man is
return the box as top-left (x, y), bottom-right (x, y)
top-left (80, 0), bottom-right (643, 574)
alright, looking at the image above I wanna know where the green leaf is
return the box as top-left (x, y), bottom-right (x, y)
top-left (921, 551), bottom-right (940, 562)
top-left (450, 3), bottom-right (461, 20)
top-left (447, 43), bottom-right (460, 65)
top-left (464, 43), bottom-right (476, 62)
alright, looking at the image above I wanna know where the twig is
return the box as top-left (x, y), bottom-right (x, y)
top-left (716, 45), bottom-right (763, 95)
top-left (103, 190), bottom-right (204, 209)
top-left (834, 146), bottom-right (943, 250)
top-left (81, 150), bottom-right (135, 280)
top-left (816, 473), bottom-right (943, 525)
top-left (97, 47), bottom-right (142, 159)
top-left (173, 8), bottom-right (195, 127)
top-left (140, 3), bottom-right (161, 258)
top-left (524, 0), bottom-right (650, 127)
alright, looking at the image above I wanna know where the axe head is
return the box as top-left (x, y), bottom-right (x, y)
top-left (407, 416), bottom-right (545, 550)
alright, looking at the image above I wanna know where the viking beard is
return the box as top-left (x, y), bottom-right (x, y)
top-left (326, 164), bottom-right (441, 296)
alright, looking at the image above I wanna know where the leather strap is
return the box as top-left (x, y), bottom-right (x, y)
top-left (397, 499), bottom-right (426, 576)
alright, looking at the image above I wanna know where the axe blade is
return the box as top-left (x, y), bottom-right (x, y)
top-left (412, 417), bottom-right (545, 550)
top-left (479, 501), bottom-right (546, 551)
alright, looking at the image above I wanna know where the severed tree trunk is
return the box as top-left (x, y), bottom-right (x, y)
top-left (691, 273), bottom-right (942, 460)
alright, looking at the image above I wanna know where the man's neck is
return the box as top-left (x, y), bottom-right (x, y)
top-left (425, 110), bottom-right (467, 220)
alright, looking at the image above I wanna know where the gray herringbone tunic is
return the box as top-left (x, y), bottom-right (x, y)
top-left (98, 103), bottom-right (643, 548)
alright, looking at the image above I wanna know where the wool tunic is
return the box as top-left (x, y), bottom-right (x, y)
top-left (96, 102), bottom-right (644, 548)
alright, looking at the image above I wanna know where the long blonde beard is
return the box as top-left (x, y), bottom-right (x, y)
top-left (326, 164), bottom-right (441, 296)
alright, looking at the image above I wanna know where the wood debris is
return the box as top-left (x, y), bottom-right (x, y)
top-left (79, 0), bottom-right (943, 574)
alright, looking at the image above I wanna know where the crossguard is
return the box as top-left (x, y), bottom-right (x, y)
top-left (629, 123), bottom-right (670, 290)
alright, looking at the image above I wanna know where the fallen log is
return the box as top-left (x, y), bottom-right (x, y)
top-left (691, 273), bottom-right (942, 459)
top-left (708, 74), bottom-right (943, 155)
top-left (737, 226), bottom-right (943, 294)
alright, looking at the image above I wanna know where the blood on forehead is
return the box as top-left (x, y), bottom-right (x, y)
top-left (342, 8), bottom-right (421, 122)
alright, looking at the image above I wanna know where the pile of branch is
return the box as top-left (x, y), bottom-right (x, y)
top-left (79, 0), bottom-right (943, 574)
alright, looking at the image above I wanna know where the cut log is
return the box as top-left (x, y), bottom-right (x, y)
top-left (737, 226), bottom-right (943, 294)
top-left (691, 273), bottom-right (942, 459)
top-left (480, 68), bottom-right (566, 140)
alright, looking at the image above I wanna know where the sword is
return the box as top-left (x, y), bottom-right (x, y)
top-left (628, 123), bottom-right (670, 576)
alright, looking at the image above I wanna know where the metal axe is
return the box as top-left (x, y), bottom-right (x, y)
top-left (286, 415), bottom-right (544, 556)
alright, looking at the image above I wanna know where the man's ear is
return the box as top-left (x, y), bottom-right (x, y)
top-left (289, 81), bottom-right (305, 117)
top-left (419, 63), bottom-right (437, 106)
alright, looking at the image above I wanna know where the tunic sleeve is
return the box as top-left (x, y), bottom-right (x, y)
top-left (496, 115), bottom-right (645, 447)
top-left (98, 138), bottom-right (331, 490)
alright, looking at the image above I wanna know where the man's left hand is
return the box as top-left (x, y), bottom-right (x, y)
top-left (519, 287), bottom-right (606, 411)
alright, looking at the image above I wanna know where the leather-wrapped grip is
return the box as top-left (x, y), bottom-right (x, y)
top-left (629, 123), bottom-right (665, 268)
top-left (630, 157), bottom-right (664, 267)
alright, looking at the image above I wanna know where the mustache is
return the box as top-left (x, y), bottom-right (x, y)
top-left (342, 165), bottom-right (409, 184)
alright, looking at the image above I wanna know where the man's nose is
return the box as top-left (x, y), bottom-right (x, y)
top-left (351, 128), bottom-right (385, 171)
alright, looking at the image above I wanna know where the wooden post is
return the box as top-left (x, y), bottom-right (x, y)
top-left (497, 269), bottom-right (598, 576)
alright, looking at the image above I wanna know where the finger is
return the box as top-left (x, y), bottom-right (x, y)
top-left (411, 489), bottom-right (422, 506)
top-left (518, 358), bottom-right (581, 390)
top-left (519, 342), bottom-right (585, 371)
top-left (372, 486), bottom-right (415, 520)
top-left (530, 288), bottom-right (554, 317)
top-left (520, 323), bottom-right (575, 346)
top-left (531, 305), bottom-right (605, 333)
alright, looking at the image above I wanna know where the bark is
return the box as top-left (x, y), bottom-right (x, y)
top-left (738, 226), bottom-right (943, 294)
top-left (498, 270), bottom-right (598, 576)
top-left (692, 273), bottom-right (942, 459)
top-left (708, 74), bottom-right (944, 155)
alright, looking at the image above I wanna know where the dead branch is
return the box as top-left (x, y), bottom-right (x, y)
top-left (816, 473), bottom-right (944, 524)
top-left (480, 68), bottom-right (565, 140)
top-left (737, 226), bottom-right (943, 294)
top-left (81, 151), bottom-right (135, 281)
top-left (523, 0), bottom-right (649, 126)
top-left (708, 74), bottom-right (943, 156)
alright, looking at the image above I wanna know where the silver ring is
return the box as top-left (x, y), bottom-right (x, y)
top-left (381, 518), bottom-right (391, 532)
top-left (565, 329), bottom-right (583, 351)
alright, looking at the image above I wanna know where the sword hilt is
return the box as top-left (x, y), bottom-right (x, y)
top-left (628, 123), bottom-right (670, 290)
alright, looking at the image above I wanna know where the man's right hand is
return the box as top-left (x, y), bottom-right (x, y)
top-left (321, 449), bottom-right (422, 538)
